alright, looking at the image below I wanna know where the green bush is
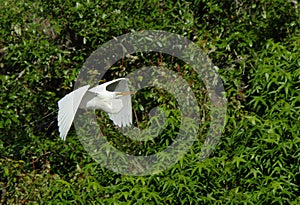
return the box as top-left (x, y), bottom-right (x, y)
top-left (1, 0), bottom-right (300, 204)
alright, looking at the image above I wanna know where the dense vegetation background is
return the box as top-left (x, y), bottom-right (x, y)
top-left (1, 0), bottom-right (300, 204)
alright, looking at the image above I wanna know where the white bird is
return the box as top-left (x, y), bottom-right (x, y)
top-left (57, 78), bottom-right (133, 140)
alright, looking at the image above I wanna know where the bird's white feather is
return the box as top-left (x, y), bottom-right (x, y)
top-left (107, 79), bottom-right (132, 127)
top-left (57, 78), bottom-right (132, 140)
top-left (58, 85), bottom-right (90, 140)
top-left (87, 78), bottom-right (132, 127)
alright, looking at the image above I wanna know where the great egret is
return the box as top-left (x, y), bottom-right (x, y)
top-left (58, 78), bottom-right (133, 140)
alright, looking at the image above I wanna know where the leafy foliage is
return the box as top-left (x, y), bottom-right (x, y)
top-left (1, 0), bottom-right (300, 204)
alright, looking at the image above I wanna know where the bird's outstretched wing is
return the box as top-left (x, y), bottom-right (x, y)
top-left (108, 78), bottom-right (132, 127)
top-left (58, 85), bottom-right (90, 140)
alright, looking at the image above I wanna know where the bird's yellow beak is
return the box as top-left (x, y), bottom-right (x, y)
top-left (117, 91), bottom-right (135, 96)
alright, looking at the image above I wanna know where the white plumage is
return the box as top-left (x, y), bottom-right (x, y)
top-left (57, 78), bottom-right (133, 140)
